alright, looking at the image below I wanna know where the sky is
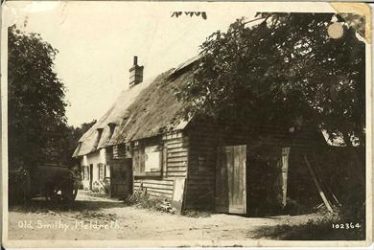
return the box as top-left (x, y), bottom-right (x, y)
top-left (3, 1), bottom-right (335, 127)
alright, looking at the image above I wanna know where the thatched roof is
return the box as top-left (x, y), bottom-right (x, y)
top-left (73, 58), bottom-right (196, 157)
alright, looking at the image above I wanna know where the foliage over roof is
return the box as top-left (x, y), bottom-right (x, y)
top-left (176, 13), bottom-right (365, 148)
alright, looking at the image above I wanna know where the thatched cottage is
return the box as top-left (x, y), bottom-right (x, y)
top-left (73, 56), bottom-right (360, 215)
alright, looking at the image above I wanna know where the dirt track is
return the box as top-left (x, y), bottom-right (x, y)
top-left (8, 191), bottom-right (325, 244)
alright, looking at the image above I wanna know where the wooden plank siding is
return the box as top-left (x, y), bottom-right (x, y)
top-left (132, 131), bottom-right (189, 201)
top-left (129, 120), bottom-right (327, 213)
top-left (184, 125), bottom-right (220, 210)
top-left (133, 179), bottom-right (174, 199)
top-left (163, 132), bottom-right (189, 178)
top-left (183, 120), bottom-right (272, 212)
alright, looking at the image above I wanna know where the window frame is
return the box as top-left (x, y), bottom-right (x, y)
top-left (98, 163), bottom-right (105, 181)
top-left (133, 138), bottom-right (163, 178)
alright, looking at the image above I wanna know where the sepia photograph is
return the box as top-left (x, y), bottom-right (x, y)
top-left (1, 1), bottom-right (372, 248)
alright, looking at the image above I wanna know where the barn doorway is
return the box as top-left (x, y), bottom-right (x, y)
top-left (216, 145), bottom-right (247, 214)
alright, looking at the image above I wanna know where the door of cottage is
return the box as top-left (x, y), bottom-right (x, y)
top-left (89, 164), bottom-right (93, 190)
top-left (110, 158), bottom-right (133, 198)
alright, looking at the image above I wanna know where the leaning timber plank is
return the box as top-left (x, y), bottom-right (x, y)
top-left (304, 154), bottom-right (334, 213)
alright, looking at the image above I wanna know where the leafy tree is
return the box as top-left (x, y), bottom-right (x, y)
top-left (177, 13), bottom-right (365, 147)
top-left (8, 25), bottom-right (67, 171)
top-left (64, 120), bottom-right (97, 167)
top-left (72, 120), bottom-right (97, 140)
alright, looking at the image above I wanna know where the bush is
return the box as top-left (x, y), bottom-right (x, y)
top-left (103, 178), bottom-right (110, 194)
top-left (125, 188), bottom-right (176, 214)
top-left (183, 209), bottom-right (211, 218)
top-left (90, 180), bottom-right (110, 195)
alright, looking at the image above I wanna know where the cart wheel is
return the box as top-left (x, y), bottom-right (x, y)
top-left (46, 184), bottom-right (63, 202)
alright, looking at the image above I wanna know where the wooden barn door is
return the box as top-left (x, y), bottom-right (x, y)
top-left (216, 145), bottom-right (247, 214)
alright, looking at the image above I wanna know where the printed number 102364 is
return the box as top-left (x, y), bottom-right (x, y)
top-left (332, 223), bottom-right (362, 229)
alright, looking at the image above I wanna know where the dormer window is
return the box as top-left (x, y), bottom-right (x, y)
top-left (94, 128), bottom-right (103, 149)
top-left (108, 123), bottom-right (116, 139)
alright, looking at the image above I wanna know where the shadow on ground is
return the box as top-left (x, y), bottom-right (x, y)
top-left (9, 198), bottom-right (127, 213)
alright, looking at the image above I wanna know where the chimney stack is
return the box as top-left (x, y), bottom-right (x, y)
top-left (133, 56), bottom-right (138, 65)
top-left (129, 56), bottom-right (144, 87)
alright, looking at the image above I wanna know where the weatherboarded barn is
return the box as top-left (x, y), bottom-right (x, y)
top-left (73, 56), bottom-right (350, 215)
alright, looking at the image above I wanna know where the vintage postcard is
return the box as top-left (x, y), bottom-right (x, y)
top-left (1, 1), bottom-right (373, 248)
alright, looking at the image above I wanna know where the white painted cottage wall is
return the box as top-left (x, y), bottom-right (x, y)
top-left (80, 148), bottom-right (108, 190)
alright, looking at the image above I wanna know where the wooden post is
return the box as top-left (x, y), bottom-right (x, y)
top-left (281, 147), bottom-right (290, 208)
top-left (303, 154), bottom-right (334, 213)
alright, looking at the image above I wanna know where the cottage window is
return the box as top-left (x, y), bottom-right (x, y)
top-left (105, 165), bottom-right (110, 178)
top-left (81, 166), bottom-right (86, 180)
top-left (97, 164), bottom-right (101, 180)
top-left (81, 166), bottom-right (89, 180)
top-left (134, 142), bottom-right (162, 177)
top-left (98, 164), bottom-right (105, 180)
top-left (145, 145), bottom-right (161, 173)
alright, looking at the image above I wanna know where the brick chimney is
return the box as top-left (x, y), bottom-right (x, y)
top-left (129, 56), bottom-right (144, 87)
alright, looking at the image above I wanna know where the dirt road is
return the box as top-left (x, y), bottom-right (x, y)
top-left (8, 191), bottom-right (325, 245)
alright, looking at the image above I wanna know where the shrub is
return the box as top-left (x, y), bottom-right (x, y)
top-left (125, 188), bottom-right (176, 214)
top-left (183, 209), bottom-right (211, 218)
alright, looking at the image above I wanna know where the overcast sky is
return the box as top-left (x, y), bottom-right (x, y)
top-left (4, 1), bottom-right (334, 127)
